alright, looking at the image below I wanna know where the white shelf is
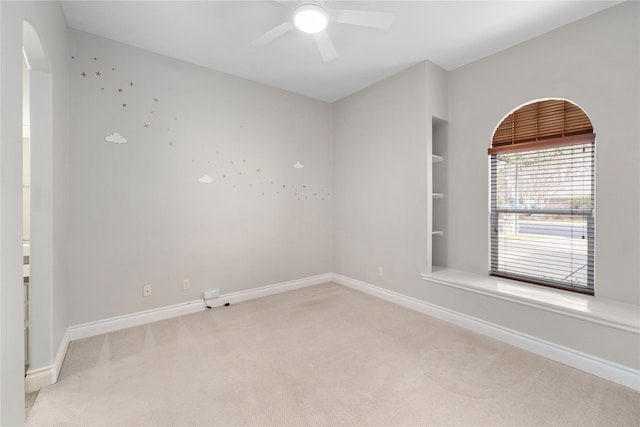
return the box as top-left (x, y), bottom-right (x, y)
top-left (432, 154), bottom-right (443, 163)
top-left (432, 231), bottom-right (444, 236)
top-left (432, 193), bottom-right (443, 199)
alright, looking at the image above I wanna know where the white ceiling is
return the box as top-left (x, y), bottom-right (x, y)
top-left (61, 1), bottom-right (622, 103)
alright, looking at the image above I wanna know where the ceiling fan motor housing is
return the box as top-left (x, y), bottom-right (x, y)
top-left (294, 3), bottom-right (329, 34)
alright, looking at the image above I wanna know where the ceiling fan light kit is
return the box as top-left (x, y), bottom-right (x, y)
top-left (252, 1), bottom-right (394, 63)
top-left (294, 4), bottom-right (329, 34)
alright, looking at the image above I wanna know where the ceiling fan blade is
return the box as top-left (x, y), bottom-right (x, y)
top-left (333, 9), bottom-right (394, 30)
top-left (313, 32), bottom-right (338, 62)
top-left (251, 21), bottom-right (295, 47)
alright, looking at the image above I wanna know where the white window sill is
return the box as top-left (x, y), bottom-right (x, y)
top-left (421, 268), bottom-right (640, 334)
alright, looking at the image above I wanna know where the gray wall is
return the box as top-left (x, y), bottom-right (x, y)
top-left (333, 62), bottom-right (429, 293)
top-left (2, 3), bottom-right (638, 422)
top-left (332, 1), bottom-right (639, 369)
top-left (447, 1), bottom-right (639, 304)
top-left (0, 1), bottom-right (70, 424)
top-left (67, 31), bottom-right (333, 325)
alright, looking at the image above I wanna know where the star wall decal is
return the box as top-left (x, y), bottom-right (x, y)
top-left (129, 81), bottom-right (134, 87)
top-left (95, 71), bottom-right (101, 77)
top-left (81, 72), bottom-right (87, 77)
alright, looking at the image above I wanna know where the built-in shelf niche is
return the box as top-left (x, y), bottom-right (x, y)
top-left (428, 117), bottom-right (448, 273)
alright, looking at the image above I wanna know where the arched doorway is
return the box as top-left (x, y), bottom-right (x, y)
top-left (23, 20), bottom-right (55, 390)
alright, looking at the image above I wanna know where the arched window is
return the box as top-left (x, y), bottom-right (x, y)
top-left (489, 100), bottom-right (595, 295)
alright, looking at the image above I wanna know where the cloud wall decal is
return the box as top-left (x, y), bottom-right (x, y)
top-left (105, 132), bottom-right (128, 144)
top-left (293, 161), bottom-right (304, 169)
top-left (198, 174), bottom-right (213, 184)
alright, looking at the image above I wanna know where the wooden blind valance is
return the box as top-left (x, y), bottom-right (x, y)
top-left (489, 100), bottom-right (594, 155)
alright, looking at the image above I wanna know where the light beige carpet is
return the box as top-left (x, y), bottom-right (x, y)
top-left (27, 283), bottom-right (639, 426)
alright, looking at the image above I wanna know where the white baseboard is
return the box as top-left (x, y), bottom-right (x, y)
top-left (332, 274), bottom-right (640, 392)
top-left (26, 273), bottom-right (333, 392)
top-left (25, 329), bottom-right (71, 393)
top-left (217, 273), bottom-right (333, 307)
top-left (67, 273), bottom-right (332, 342)
top-left (52, 328), bottom-right (71, 382)
top-left (25, 366), bottom-right (54, 393)
top-left (28, 272), bottom-right (638, 393)
top-left (66, 300), bottom-right (204, 342)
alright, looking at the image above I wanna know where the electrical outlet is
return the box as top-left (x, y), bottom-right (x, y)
top-left (182, 279), bottom-right (190, 290)
top-left (143, 284), bottom-right (152, 297)
top-left (377, 267), bottom-right (383, 277)
top-left (203, 288), bottom-right (220, 299)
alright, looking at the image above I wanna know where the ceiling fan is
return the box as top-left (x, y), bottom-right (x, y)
top-left (251, 1), bottom-right (394, 62)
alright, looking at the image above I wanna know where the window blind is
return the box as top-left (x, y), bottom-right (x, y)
top-left (490, 100), bottom-right (593, 154)
top-left (490, 142), bottom-right (595, 294)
